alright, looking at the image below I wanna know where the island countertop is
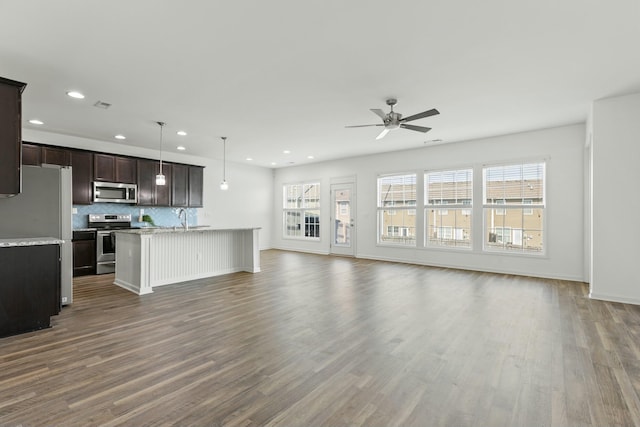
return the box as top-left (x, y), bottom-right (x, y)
top-left (115, 226), bottom-right (260, 235)
top-left (0, 237), bottom-right (65, 248)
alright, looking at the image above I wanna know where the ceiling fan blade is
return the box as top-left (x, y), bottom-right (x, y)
top-left (345, 124), bottom-right (384, 128)
top-left (370, 109), bottom-right (387, 120)
top-left (400, 108), bottom-right (440, 123)
top-left (400, 124), bottom-right (432, 133)
top-left (376, 128), bottom-right (390, 140)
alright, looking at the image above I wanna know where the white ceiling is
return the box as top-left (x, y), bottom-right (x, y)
top-left (1, 1), bottom-right (639, 168)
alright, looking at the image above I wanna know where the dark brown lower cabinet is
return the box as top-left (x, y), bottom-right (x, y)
top-left (72, 231), bottom-right (96, 276)
top-left (0, 244), bottom-right (61, 338)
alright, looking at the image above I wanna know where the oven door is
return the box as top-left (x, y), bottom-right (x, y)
top-left (96, 230), bottom-right (116, 274)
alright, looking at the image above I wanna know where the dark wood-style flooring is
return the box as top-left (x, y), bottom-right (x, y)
top-left (1, 250), bottom-right (640, 426)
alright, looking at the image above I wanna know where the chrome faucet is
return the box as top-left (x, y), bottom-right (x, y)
top-left (178, 208), bottom-right (188, 230)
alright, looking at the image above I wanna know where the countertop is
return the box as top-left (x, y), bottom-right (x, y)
top-left (0, 237), bottom-right (65, 247)
top-left (115, 226), bottom-right (260, 235)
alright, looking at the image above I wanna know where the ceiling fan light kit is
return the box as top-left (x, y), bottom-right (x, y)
top-left (346, 98), bottom-right (439, 140)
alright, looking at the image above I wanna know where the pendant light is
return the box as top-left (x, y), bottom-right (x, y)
top-left (156, 121), bottom-right (166, 186)
top-left (220, 136), bottom-right (229, 190)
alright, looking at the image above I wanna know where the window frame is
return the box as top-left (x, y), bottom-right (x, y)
top-left (377, 173), bottom-right (417, 247)
top-left (424, 167), bottom-right (473, 250)
top-left (282, 181), bottom-right (321, 240)
top-left (482, 161), bottom-right (546, 255)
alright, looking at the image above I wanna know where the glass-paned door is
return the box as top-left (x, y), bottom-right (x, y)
top-left (330, 183), bottom-right (355, 256)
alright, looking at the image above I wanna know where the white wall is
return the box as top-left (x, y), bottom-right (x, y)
top-left (274, 124), bottom-right (586, 281)
top-left (197, 158), bottom-right (273, 250)
top-left (22, 129), bottom-right (274, 249)
top-left (590, 92), bottom-right (640, 304)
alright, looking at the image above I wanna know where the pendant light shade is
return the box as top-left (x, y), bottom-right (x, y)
top-left (156, 121), bottom-right (166, 186)
top-left (220, 136), bottom-right (229, 191)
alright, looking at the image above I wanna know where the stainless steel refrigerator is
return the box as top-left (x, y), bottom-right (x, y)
top-left (0, 165), bottom-right (73, 305)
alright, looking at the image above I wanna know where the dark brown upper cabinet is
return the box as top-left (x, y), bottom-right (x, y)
top-left (71, 150), bottom-right (93, 205)
top-left (16, 142), bottom-right (204, 207)
top-left (0, 77), bottom-right (26, 196)
top-left (156, 163), bottom-right (172, 206)
top-left (22, 143), bottom-right (72, 167)
top-left (94, 153), bottom-right (115, 182)
top-left (171, 163), bottom-right (189, 207)
top-left (42, 146), bottom-right (71, 166)
top-left (94, 153), bottom-right (136, 184)
top-left (22, 143), bottom-right (41, 166)
top-left (188, 166), bottom-right (204, 207)
top-left (136, 159), bottom-right (155, 206)
top-left (115, 156), bottom-right (136, 184)
top-left (137, 159), bottom-right (172, 206)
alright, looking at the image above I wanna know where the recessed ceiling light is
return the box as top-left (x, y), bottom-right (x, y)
top-left (29, 119), bottom-right (44, 125)
top-left (307, 155), bottom-right (314, 159)
top-left (114, 134), bottom-right (126, 140)
top-left (283, 150), bottom-right (291, 154)
top-left (177, 131), bottom-right (187, 136)
top-left (246, 157), bottom-right (253, 161)
top-left (176, 146), bottom-right (186, 151)
top-left (66, 91), bottom-right (85, 99)
top-left (271, 162), bottom-right (277, 166)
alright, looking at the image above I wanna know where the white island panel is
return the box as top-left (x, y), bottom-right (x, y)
top-left (114, 228), bottom-right (260, 295)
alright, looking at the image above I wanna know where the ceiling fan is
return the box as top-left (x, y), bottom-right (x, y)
top-left (346, 98), bottom-right (439, 140)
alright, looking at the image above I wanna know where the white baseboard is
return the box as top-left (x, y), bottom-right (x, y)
top-left (271, 245), bottom-right (329, 256)
top-left (589, 292), bottom-right (640, 306)
top-left (356, 253), bottom-right (586, 283)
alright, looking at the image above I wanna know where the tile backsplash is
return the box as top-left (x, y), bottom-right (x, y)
top-left (73, 203), bottom-right (199, 229)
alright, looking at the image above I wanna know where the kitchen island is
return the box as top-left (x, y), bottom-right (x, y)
top-left (113, 227), bottom-right (260, 295)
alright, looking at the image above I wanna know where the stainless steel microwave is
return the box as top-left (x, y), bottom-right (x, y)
top-left (93, 182), bottom-right (138, 204)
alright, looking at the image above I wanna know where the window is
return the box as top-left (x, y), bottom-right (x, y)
top-left (425, 168), bottom-right (472, 248)
top-left (283, 182), bottom-right (320, 239)
top-left (484, 162), bottom-right (544, 254)
top-left (377, 174), bottom-right (417, 246)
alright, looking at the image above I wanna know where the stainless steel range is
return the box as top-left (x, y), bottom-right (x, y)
top-left (88, 214), bottom-right (133, 274)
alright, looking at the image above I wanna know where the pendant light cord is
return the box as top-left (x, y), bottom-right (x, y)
top-left (158, 121), bottom-right (165, 174)
top-left (222, 136), bottom-right (227, 181)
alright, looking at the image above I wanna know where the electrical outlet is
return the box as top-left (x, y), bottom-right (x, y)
top-left (62, 296), bottom-right (68, 303)
top-left (72, 207), bottom-right (78, 214)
